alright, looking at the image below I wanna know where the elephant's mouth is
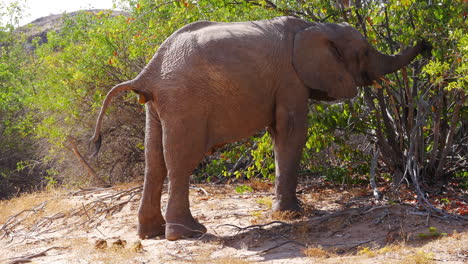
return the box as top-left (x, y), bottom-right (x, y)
top-left (360, 71), bottom-right (373, 86)
top-left (309, 88), bottom-right (338, 101)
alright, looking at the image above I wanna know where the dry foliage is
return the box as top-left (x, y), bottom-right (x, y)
top-left (302, 246), bottom-right (330, 258)
top-left (0, 189), bottom-right (67, 227)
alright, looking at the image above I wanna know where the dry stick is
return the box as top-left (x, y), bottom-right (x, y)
top-left (314, 206), bottom-right (375, 224)
top-left (5, 246), bottom-right (67, 264)
top-left (259, 240), bottom-right (306, 255)
top-left (216, 221), bottom-right (291, 233)
top-left (0, 202), bottom-right (47, 239)
top-left (69, 186), bottom-right (114, 196)
top-left (28, 212), bottom-right (66, 233)
top-left (259, 238), bottom-right (375, 256)
top-left (345, 239), bottom-right (374, 252)
top-left (65, 136), bottom-right (103, 185)
top-left (5, 185), bottom-right (143, 239)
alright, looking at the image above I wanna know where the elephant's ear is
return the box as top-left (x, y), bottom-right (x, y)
top-left (292, 25), bottom-right (357, 100)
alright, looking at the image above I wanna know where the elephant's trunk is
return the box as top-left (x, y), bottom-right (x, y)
top-left (371, 40), bottom-right (431, 78)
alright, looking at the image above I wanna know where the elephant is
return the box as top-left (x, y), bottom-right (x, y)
top-left (91, 16), bottom-right (430, 241)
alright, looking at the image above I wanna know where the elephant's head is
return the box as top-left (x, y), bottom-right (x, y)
top-left (292, 23), bottom-right (430, 101)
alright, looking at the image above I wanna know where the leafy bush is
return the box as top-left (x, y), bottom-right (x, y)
top-left (0, 0), bottom-right (465, 197)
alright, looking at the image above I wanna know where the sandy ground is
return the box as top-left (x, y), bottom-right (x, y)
top-left (0, 181), bottom-right (467, 264)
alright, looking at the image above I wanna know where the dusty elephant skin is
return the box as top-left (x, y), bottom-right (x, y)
top-left (91, 16), bottom-right (430, 241)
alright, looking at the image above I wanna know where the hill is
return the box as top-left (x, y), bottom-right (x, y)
top-left (16, 9), bottom-right (127, 49)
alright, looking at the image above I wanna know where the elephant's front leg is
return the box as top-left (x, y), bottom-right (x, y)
top-left (271, 101), bottom-right (308, 213)
top-left (138, 107), bottom-right (167, 239)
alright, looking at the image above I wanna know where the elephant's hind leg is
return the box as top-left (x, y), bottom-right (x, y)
top-left (138, 107), bottom-right (167, 239)
top-left (162, 119), bottom-right (208, 241)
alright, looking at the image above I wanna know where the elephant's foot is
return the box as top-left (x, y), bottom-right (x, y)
top-left (138, 215), bottom-right (166, 239)
top-left (272, 197), bottom-right (302, 215)
top-left (165, 218), bottom-right (207, 241)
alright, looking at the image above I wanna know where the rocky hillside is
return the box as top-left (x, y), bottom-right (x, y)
top-left (16, 9), bottom-right (127, 49)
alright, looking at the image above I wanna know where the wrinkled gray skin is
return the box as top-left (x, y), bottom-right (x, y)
top-left (92, 16), bottom-right (429, 241)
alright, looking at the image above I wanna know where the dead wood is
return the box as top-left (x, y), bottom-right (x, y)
top-left (259, 240), bottom-right (306, 255)
top-left (65, 136), bottom-right (103, 185)
top-left (0, 185), bottom-right (143, 241)
top-left (216, 220), bottom-right (291, 234)
top-left (5, 246), bottom-right (67, 264)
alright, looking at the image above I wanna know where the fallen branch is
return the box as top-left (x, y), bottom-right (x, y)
top-left (5, 246), bottom-right (67, 264)
top-left (259, 240), bottom-right (306, 255)
top-left (1, 185), bottom-right (143, 241)
top-left (65, 136), bottom-right (103, 185)
top-left (0, 202), bottom-right (47, 240)
top-left (216, 220), bottom-right (291, 234)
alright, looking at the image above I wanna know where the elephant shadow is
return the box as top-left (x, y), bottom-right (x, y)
top-left (192, 205), bottom-right (467, 261)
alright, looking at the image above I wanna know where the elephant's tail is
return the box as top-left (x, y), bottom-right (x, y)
top-left (90, 80), bottom-right (136, 157)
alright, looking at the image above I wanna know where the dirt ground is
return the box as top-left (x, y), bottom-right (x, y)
top-left (1, 179), bottom-right (467, 264)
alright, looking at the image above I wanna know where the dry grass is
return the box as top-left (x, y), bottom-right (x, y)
top-left (249, 209), bottom-right (268, 224)
top-left (302, 246), bottom-right (330, 258)
top-left (357, 246), bottom-right (377, 257)
top-left (392, 250), bottom-right (435, 264)
top-left (256, 197), bottom-right (273, 209)
top-left (248, 178), bottom-right (273, 192)
top-left (0, 188), bottom-right (67, 225)
top-left (377, 242), bottom-right (406, 254)
top-left (271, 210), bottom-right (301, 220)
top-left (93, 245), bottom-right (143, 264)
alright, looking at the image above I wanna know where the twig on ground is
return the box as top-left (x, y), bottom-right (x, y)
top-left (313, 206), bottom-right (376, 224)
top-left (259, 240), bottom-right (306, 255)
top-left (0, 202), bottom-right (47, 240)
top-left (1, 185), bottom-right (143, 241)
top-left (69, 186), bottom-right (114, 196)
top-left (345, 239), bottom-right (374, 252)
top-left (216, 221), bottom-right (291, 234)
top-left (4, 246), bottom-right (67, 264)
top-left (374, 208), bottom-right (389, 224)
